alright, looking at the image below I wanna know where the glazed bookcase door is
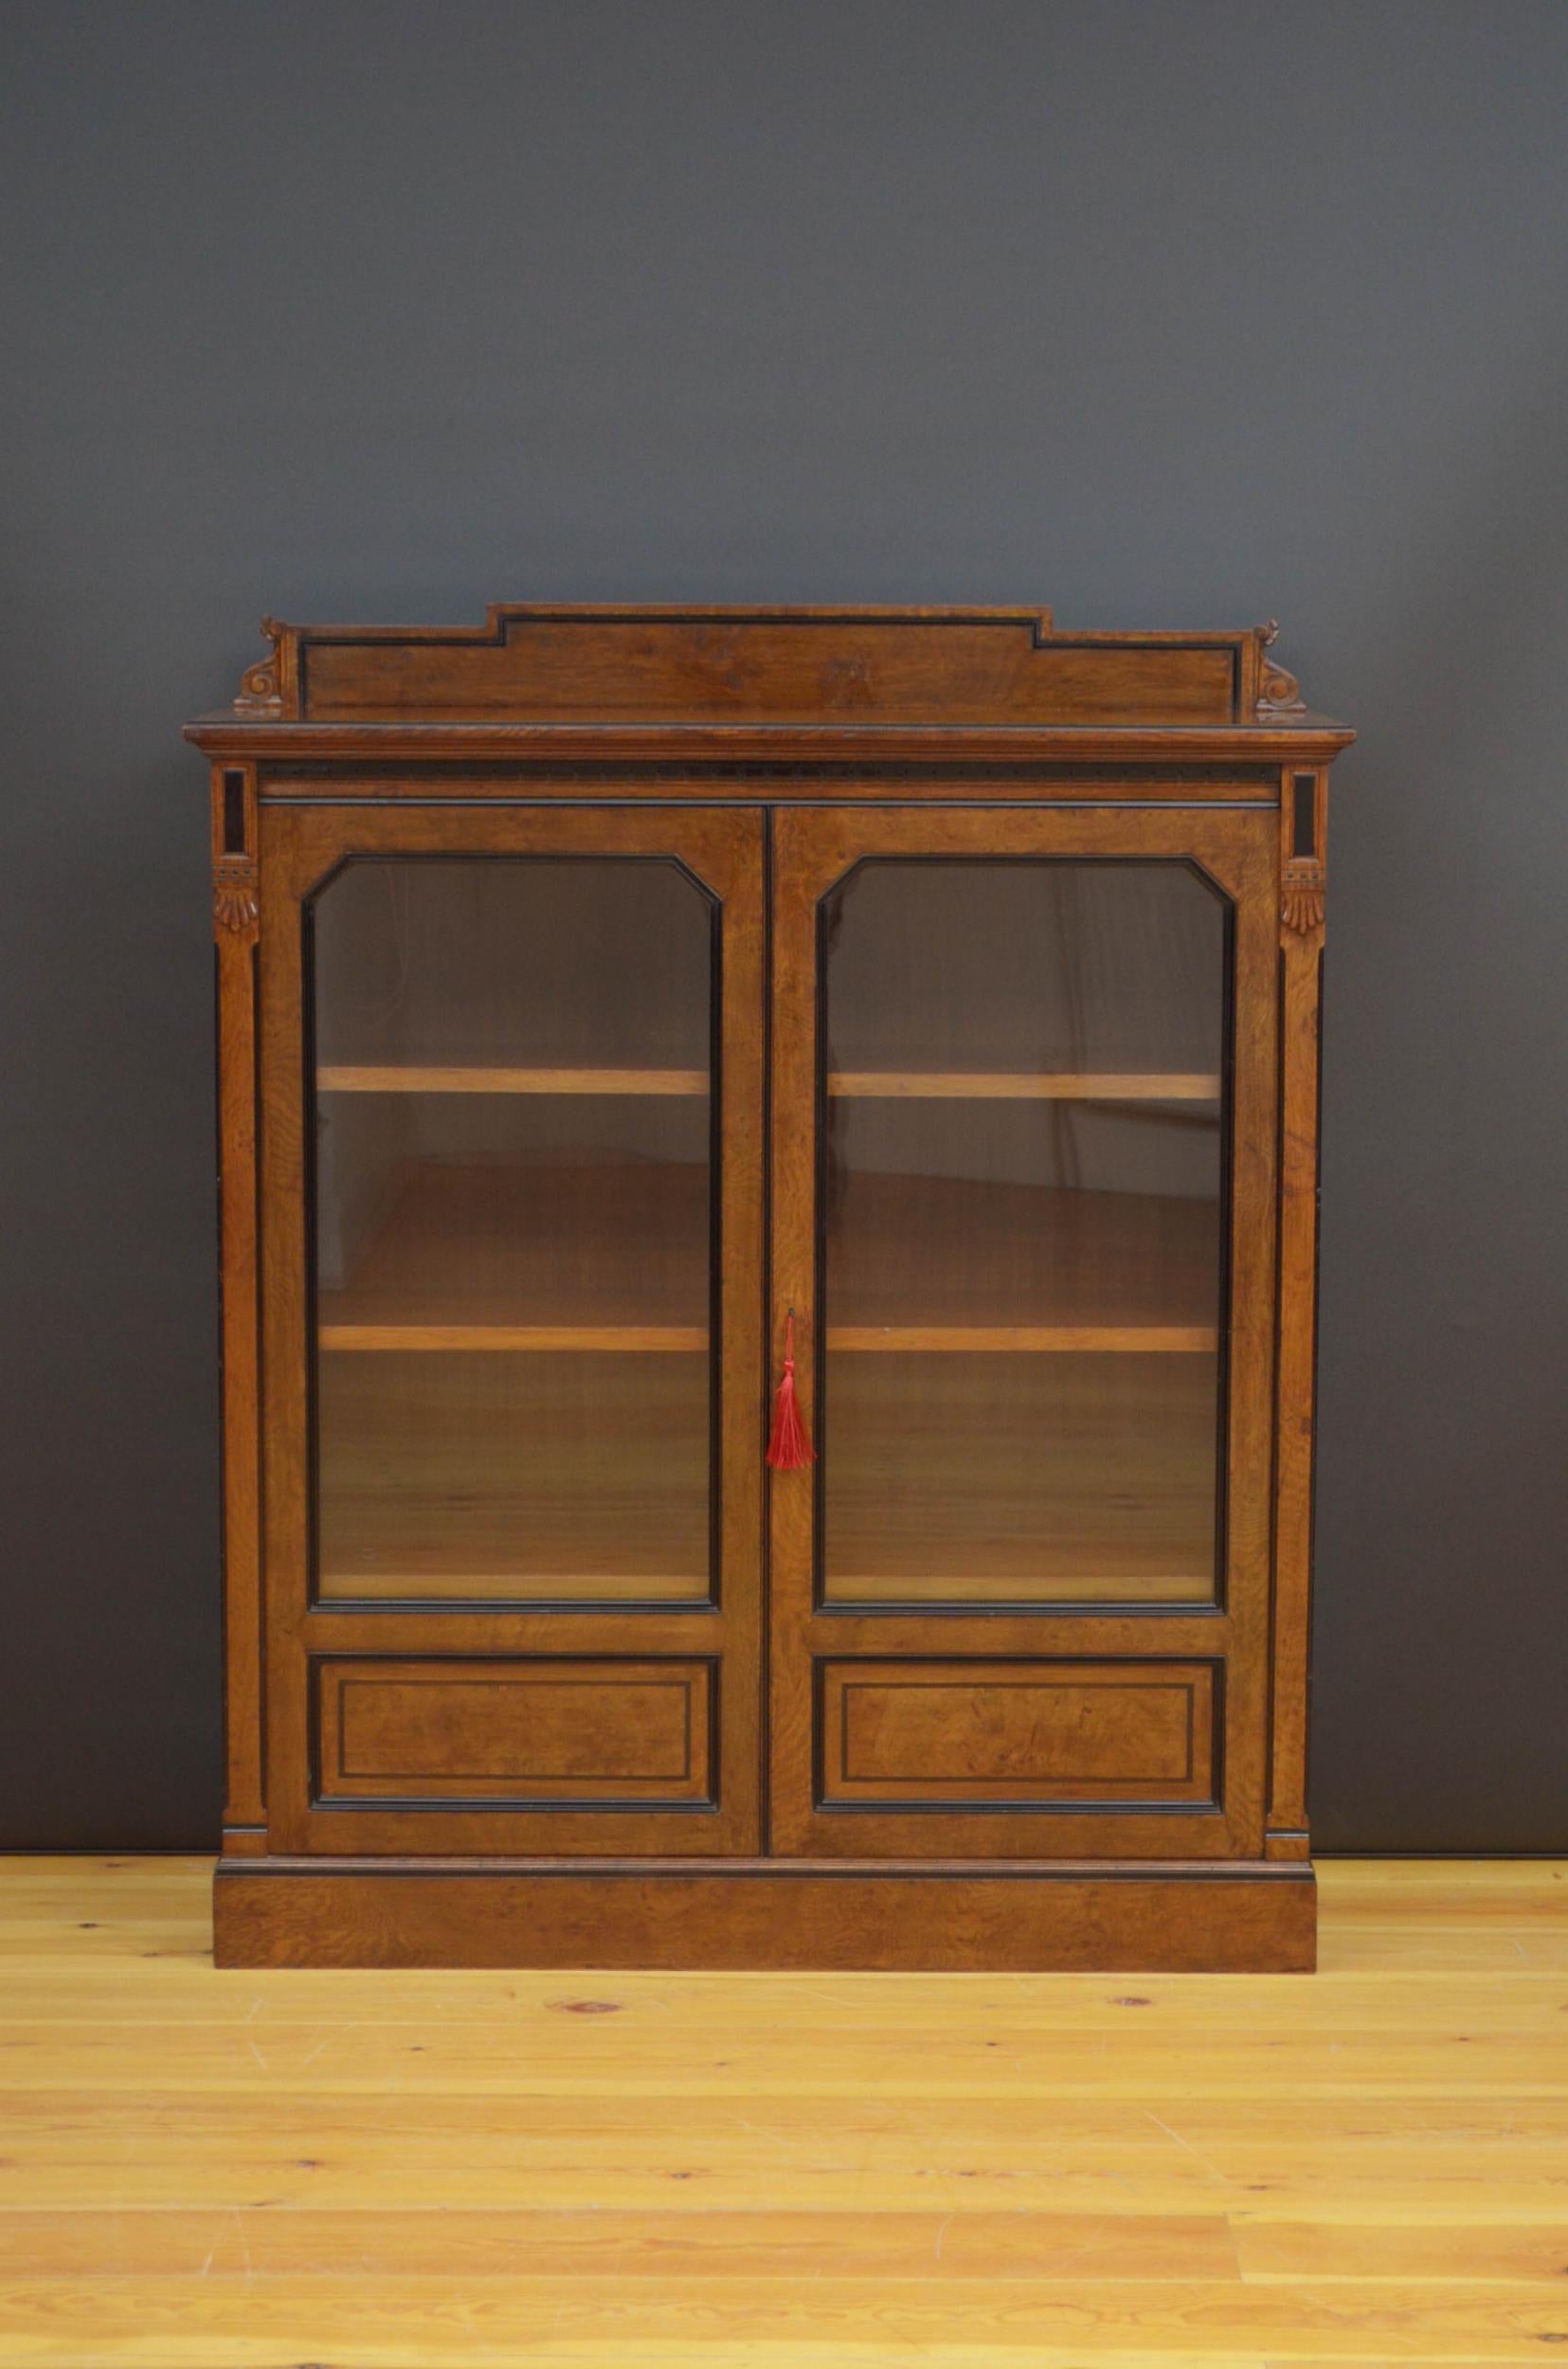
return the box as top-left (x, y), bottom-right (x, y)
top-left (768, 805), bottom-right (1280, 1858)
top-left (258, 804), bottom-right (765, 1854)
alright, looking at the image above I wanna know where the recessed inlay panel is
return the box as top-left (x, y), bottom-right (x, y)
top-left (819, 1660), bottom-right (1217, 1808)
top-left (315, 1657), bottom-right (715, 1807)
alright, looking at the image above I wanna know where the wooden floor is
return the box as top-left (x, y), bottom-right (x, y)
top-left (0, 1859), bottom-right (1563, 2364)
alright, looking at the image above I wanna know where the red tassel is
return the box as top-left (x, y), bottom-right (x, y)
top-left (766, 1311), bottom-right (815, 1470)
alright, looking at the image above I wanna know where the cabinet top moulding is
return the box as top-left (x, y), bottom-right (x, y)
top-left (185, 606), bottom-right (1352, 768)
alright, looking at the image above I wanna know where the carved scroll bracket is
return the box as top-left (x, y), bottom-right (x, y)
top-left (1255, 620), bottom-right (1307, 716)
top-left (214, 858), bottom-right (260, 936)
top-left (234, 618), bottom-right (285, 717)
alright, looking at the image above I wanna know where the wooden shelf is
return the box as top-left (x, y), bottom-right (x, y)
top-left (825, 1572), bottom-right (1209, 1603)
top-left (320, 1068), bottom-right (1217, 1101)
top-left (318, 1065), bottom-right (708, 1095)
top-left (320, 1570), bottom-right (707, 1602)
top-left (828, 1071), bottom-right (1221, 1100)
top-left (323, 1322), bottom-right (1202, 1355)
top-left (321, 1323), bottom-right (706, 1353)
top-left (827, 1324), bottom-right (1216, 1353)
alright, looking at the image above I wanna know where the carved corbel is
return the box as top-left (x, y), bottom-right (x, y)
top-left (214, 859), bottom-right (260, 936)
top-left (1281, 857), bottom-right (1325, 936)
top-left (1256, 620), bottom-right (1307, 716)
top-left (234, 618), bottom-right (285, 716)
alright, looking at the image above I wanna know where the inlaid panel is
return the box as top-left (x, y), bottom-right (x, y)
top-left (314, 1658), bottom-right (715, 1807)
top-left (819, 1660), bottom-right (1217, 1808)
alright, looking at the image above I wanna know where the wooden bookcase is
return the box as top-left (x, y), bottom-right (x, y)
top-left (190, 606), bottom-right (1350, 1970)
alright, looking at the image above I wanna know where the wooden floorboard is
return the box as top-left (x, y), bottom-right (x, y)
top-left (0, 1857), bottom-right (1563, 2364)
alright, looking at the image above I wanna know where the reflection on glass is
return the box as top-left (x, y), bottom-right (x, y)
top-left (309, 859), bottom-right (715, 1601)
top-left (820, 860), bottom-right (1228, 1605)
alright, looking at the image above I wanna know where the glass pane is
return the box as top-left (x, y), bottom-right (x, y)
top-left (309, 858), bottom-right (715, 1602)
top-left (820, 859), bottom-right (1228, 1605)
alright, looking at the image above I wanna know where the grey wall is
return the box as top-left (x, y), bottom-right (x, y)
top-left (2, 0), bottom-right (1564, 1853)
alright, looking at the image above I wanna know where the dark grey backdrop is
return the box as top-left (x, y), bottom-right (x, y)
top-left (3, 0), bottom-right (1564, 1853)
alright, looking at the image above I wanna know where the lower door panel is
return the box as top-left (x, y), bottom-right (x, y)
top-left (817, 1657), bottom-right (1218, 1812)
top-left (314, 1656), bottom-right (718, 1810)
